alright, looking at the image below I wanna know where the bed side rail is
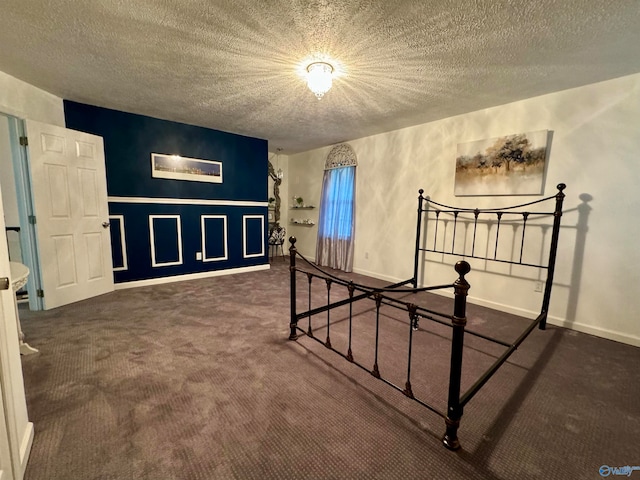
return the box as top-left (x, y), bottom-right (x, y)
top-left (288, 237), bottom-right (472, 450)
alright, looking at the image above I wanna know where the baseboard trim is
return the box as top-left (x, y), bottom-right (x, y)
top-left (295, 251), bottom-right (315, 262)
top-left (352, 267), bottom-right (404, 285)
top-left (545, 318), bottom-right (640, 348)
top-left (114, 264), bottom-right (270, 290)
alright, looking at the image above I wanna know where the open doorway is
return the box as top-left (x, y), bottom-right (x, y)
top-left (0, 113), bottom-right (43, 311)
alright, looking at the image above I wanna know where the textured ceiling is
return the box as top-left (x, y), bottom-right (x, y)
top-left (1, 1), bottom-right (640, 153)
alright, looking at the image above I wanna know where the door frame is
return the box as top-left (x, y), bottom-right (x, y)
top-left (2, 113), bottom-right (44, 311)
top-left (0, 176), bottom-right (34, 479)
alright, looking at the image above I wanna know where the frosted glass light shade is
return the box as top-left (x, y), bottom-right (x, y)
top-left (306, 62), bottom-right (334, 100)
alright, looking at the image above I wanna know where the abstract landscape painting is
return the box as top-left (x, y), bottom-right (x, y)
top-left (454, 130), bottom-right (549, 196)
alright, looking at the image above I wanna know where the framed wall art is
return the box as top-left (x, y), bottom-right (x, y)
top-left (151, 153), bottom-right (223, 184)
top-left (454, 130), bottom-right (550, 196)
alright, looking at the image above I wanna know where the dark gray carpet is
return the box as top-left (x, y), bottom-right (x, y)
top-left (18, 261), bottom-right (640, 480)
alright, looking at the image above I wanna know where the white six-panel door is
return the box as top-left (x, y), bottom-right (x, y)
top-left (24, 120), bottom-right (114, 310)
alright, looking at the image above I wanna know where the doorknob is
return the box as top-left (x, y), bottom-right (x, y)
top-left (0, 277), bottom-right (9, 290)
top-left (102, 222), bottom-right (110, 228)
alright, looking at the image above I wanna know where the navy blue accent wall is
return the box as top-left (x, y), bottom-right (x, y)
top-left (64, 101), bottom-right (268, 283)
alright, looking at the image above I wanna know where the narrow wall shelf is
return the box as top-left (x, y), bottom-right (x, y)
top-left (290, 219), bottom-right (315, 226)
top-left (290, 206), bottom-right (315, 210)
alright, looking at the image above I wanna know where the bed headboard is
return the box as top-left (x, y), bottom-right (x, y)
top-left (412, 183), bottom-right (566, 328)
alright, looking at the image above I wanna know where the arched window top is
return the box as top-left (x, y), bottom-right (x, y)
top-left (325, 143), bottom-right (357, 170)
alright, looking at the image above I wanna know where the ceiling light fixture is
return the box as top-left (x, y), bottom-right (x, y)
top-left (306, 62), bottom-right (334, 100)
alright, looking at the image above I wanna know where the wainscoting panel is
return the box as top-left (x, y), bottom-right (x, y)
top-left (201, 215), bottom-right (228, 262)
top-left (109, 201), bottom-right (267, 283)
top-left (242, 215), bottom-right (265, 259)
top-left (149, 215), bottom-right (183, 267)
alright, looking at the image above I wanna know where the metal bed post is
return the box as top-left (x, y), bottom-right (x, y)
top-left (289, 236), bottom-right (298, 340)
top-left (372, 293), bottom-right (383, 378)
top-left (442, 260), bottom-right (471, 450)
top-left (325, 279), bottom-right (332, 348)
top-left (347, 282), bottom-right (355, 362)
top-left (403, 304), bottom-right (418, 398)
top-left (307, 273), bottom-right (313, 336)
top-left (412, 189), bottom-right (425, 289)
top-left (539, 183), bottom-right (566, 330)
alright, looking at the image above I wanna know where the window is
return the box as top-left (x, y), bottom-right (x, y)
top-left (318, 166), bottom-right (355, 240)
top-left (315, 144), bottom-right (357, 272)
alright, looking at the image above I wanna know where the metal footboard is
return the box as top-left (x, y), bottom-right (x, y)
top-left (288, 240), bottom-right (472, 449)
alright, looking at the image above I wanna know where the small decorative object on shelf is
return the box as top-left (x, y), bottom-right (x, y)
top-left (290, 218), bottom-right (315, 226)
top-left (291, 194), bottom-right (314, 208)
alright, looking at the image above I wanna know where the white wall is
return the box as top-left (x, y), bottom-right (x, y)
top-left (287, 151), bottom-right (323, 257)
top-left (289, 72), bottom-right (640, 347)
top-left (0, 71), bottom-right (64, 126)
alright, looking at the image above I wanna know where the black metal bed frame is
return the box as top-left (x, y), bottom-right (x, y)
top-left (288, 183), bottom-right (566, 450)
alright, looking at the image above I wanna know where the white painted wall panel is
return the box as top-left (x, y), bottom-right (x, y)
top-left (0, 70), bottom-right (64, 126)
